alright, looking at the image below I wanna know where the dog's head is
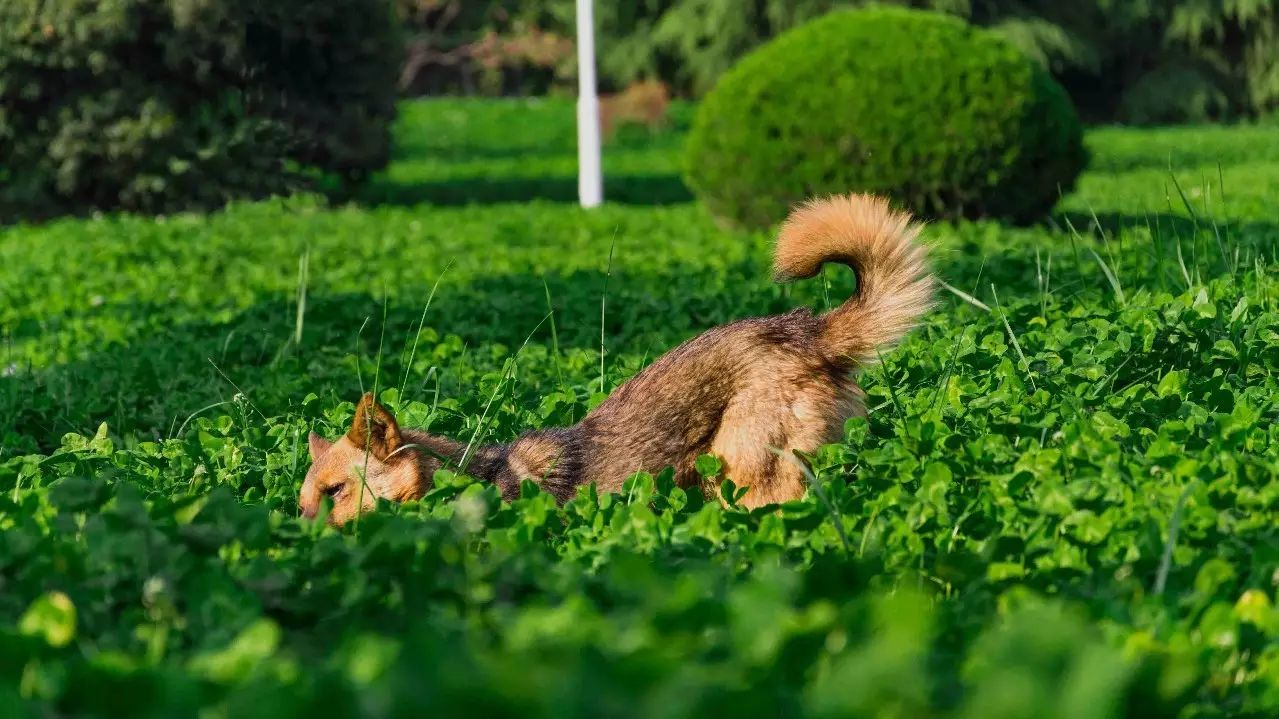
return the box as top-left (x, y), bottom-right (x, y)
top-left (300, 393), bottom-right (427, 526)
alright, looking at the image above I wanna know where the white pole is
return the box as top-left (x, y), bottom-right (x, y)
top-left (575, 0), bottom-right (603, 208)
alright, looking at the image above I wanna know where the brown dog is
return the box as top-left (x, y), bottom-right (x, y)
top-left (599, 80), bottom-right (671, 139)
top-left (301, 193), bottom-right (934, 525)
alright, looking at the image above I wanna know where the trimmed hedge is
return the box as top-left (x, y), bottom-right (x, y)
top-left (683, 7), bottom-right (1086, 227)
top-left (0, 0), bottom-right (402, 222)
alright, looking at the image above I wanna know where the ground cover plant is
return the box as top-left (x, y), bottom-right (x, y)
top-left (2, 99), bottom-right (1279, 716)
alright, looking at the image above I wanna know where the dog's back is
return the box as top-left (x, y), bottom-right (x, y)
top-left (513, 194), bottom-right (934, 506)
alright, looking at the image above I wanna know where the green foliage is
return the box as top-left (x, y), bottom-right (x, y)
top-left (398, 0), bottom-right (1279, 124)
top-left (645, 0), bottom-right (840, 96)
top-left (0, 0), bottom-right (402, 222)
top-left (3, 99), bottom-right (1279, 714)
top-left (966, 0), bottom-right (1279, 123)
top-left (395, 0), bottom-right (846, 97)
top-left (395, 0), bottom-right (573, 95)
top-left (684, 8), bottom-right (1085, 226)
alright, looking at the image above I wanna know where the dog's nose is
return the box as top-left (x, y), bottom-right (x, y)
top-left (300, 503), bottom-right (317, 520)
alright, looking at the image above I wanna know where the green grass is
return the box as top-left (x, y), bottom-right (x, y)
top-left (2, 99), bottom-right (1279, 717)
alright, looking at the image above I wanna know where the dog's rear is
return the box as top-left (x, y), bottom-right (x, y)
top-left (573, 193), bottom-right (935, 505)
top-left (775, 192), bottom-right (934, 368)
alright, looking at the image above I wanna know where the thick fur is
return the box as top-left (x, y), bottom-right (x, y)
top-left (300, 193), bottom-right (934, 525)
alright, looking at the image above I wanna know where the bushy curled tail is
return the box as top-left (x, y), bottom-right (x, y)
top-left (775, 193), bottom-right (935, 368)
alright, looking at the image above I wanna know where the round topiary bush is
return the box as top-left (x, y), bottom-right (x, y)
top-left (0, 0), bottom-right (402, 222)
top-left (683, 7), bottom-right (1086, 227)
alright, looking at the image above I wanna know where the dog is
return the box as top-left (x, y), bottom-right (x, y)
top-left (599, 80), bottom-right (671, 139)
top-left (301, 193), bottom-right (934, 526)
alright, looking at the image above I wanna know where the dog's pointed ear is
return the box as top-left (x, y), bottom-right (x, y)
top-left (308, 432), bottom-right (332, 460)
top-left (347, 392), bottom-right (402, 460)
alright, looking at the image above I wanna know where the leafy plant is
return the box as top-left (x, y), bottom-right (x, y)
top-left (395, 0), bottom-right (1279, 124)
top-left (0, 0), bottom-right (402, 222)
top-left (684, 7), bottom-right (1086, 226)
top-left (2, 98), bottom-right (1279, 716)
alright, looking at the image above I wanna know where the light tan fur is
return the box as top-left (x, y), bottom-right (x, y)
top-left (302, 193), bottom-right (934, 525)
top-left (599, 80), bottom-right (671, 138)
top-left (775, 193), bottom-right (935, 366)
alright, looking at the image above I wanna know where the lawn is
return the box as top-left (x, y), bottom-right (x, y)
top-left (2, 99), bottom-right (1279, 717)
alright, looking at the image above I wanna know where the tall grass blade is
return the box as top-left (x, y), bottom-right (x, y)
top-left (991, 284), bottom-right (1037, 391)
top-left (294, 244), bottom-right (309, 346)
top-left (930, 260), bottom-right (985, 412)
top-left (1087, 247), bottom-right (1126, 306)
top-left (543, 278), bottom-right (564, 387)
top-left (355, 294), bottom-right (391, 535)
top-left (600, 228), bottom-right (618, 393)
top-left (1154, 482), bottom-right (1197, 595)
top-left (939, 279), bottom-right (991, 312)
top-left (399, 263), bottom-right (452, 403)
top-left (461, 313), bottom-right (552, 471)
top-left (772, 447), bottom-right (852, 554)
top-left (1168, 170), bottom-right (1203, 283)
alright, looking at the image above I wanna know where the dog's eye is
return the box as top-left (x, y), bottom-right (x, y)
top-left (323, 484), bottom-right (344, 498)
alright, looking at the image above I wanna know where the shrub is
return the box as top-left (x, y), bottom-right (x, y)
top-left (683, 7), bottom-right (1086, 227)
top-left (0, 0), bottom-right (402, 222)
